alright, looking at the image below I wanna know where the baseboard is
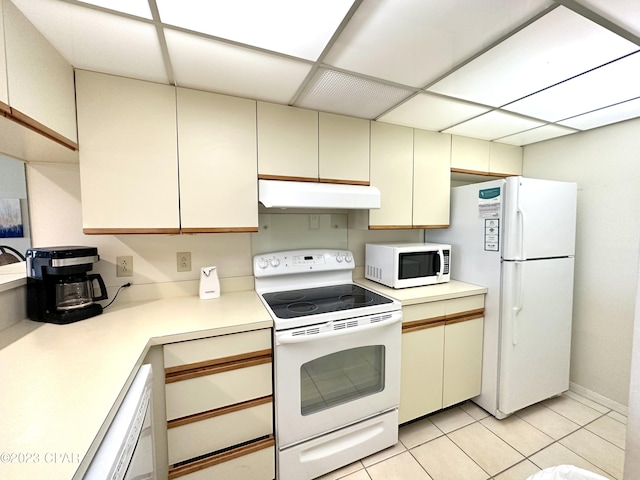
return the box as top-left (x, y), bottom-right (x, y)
top-left (569, 382), bottom-right (629, 416)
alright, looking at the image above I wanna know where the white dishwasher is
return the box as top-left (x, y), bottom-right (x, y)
top-left (83, 364), bottom-right (155, 480)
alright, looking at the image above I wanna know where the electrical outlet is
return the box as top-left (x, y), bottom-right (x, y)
top-left (116, 256), bottom-right (133, 277)
top-left (177, 252), bottom-right (191, 272)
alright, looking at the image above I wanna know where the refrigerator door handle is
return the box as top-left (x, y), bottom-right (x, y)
top-left (517, 206), bottom-right (526, 260)
top-left (512, 262), bottom-right (524, 345)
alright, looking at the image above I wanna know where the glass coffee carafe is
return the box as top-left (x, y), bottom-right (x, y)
top-left (54, 274), bottom-right (107, 311)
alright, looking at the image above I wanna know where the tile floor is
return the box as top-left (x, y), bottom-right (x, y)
top-left (316, 391), bottom-right (627, 480)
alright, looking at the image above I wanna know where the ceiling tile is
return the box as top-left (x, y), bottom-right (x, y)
top-left (443, 110), bottom-right (544, 140)
top-left (427, 6), bottom-right (639, 107)
top-left (497, 124), bottom-right (578, 146)
top-left (74, 0), bottom-right (152, 19)
top-left (504, 51), bottom-right (640, 122)
top-left (323, 0), bottom-right (554, 88)
top-left (574, 0), bottom-right (640, 38)
top-left (294, 68), bottom-right (412, 119)
top-left (156, 0), bottom-right (355, 60)
top-left (10, 0), bottom-right (168, 83)
top-left (165, 29), bottom-right (312, 104)
top-left (378, 93), bottom-right (490, 131)
top-left (558, 96), bottom-right (640, 130)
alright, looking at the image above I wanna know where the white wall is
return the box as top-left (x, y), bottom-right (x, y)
top-left (523, 117), bottom-right (640, 406)
top-left (624, 248), bottom-right (640, 478)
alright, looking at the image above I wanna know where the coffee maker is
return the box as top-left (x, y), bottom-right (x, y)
top-left (26, 246), bottom-right (108, 324)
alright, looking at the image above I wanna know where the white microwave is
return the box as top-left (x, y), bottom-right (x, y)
top-left (365, 242), bottom-right (451, 289)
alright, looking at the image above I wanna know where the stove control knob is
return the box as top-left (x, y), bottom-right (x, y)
top-left (257, 258), bottom-right (269, 269)
top-left (336, 254), bottom-right (343, 263)
top-left (345, 253), bottom-right (353, 263)
top-left (269, 258), bottom-right (280, 268)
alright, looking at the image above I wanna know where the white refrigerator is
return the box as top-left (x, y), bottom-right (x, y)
top-left (429, 176), bottom-right (577, 419)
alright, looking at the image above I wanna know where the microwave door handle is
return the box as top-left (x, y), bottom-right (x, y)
top-left (277, 312), bottom-right (402, 345)
top-left (437, 250), bottom-right (444, 281)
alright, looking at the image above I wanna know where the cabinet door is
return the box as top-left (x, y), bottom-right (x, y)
top-left (369, 122), bottom-right (414, 228)
top-left (413, 129), bottom-right (451, 228)
top-left (319, 112), bottom-right (370, 185)
top-left (0, 1), bottom-right (8, 110)
top-left (442, 317), bottom-right (484, 408)
top-left (450, 135), bottom-right (490, 173)
top-left (177, 88), bottom-right (258, 232)
top-left (4, 0), bottom-right (77, 145)
top-left (399, 324), bottom-right (444, 423)
top-left (490, 143), bottom-right (523, 176)
top-left (76, 70), bottom-right (179, 233)
top-left (257, 101), bottom-right (318, 181)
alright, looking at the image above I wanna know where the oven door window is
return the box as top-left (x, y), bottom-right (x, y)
top-left (398, 251), bottom-right (440, 280)
top-left (300, 345), bottom-right (385, 416)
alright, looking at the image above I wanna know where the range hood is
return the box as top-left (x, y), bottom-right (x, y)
top-left (258, 179), bottom-right (381, 209)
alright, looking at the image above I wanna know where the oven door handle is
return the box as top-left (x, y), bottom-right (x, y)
top-left (276, 311), bottom-right (402, 345)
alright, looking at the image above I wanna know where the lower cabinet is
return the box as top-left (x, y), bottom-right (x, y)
top-left (163, 328), bottom-right (274, 480)
top-left (399, 295), bottom-right (485, 424)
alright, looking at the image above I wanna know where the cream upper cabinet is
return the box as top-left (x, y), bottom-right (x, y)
top-left (0, 2), bottom-right (7, 109)
top-left (257, 101), bottom-right (318, 181)
top-left (319, 112), bottom-right (370, 185)
top-left (369, 122), bottom-right (414, 229)
top-left (451, 135), bottom-right (523, 176)
top-left (489, 142), bottom-right (523, 176)
top-left (3, 0), bottom-right (77, 146)
top-left (76, 70), bottom-right (179, 234)
top-left (450, 135), bottom-right (491, 173)
top-left (177, 88), bottom-right (258, 233)
top-left (413, 129), bottom-right (451, 228)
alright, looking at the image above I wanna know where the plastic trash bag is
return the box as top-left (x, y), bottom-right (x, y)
top-left (526, 465), bottom-right (609, 480)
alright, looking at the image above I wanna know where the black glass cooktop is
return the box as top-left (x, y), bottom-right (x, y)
top-left (261, 283), bottom-right (393, 319)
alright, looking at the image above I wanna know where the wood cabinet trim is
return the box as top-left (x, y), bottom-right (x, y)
top-left (414, 225), bottom-right (449, 229)
top-left (445, 308), bottom-right (484, 326)
top-left (83, 228), bottom-right (181, 235)
top-left (180, 227), bottom-right (259, 234)
top-left (319, 178), bottom-right (370, 186)
top-left (258, 174), bottom-right (318, 183)
top-left (9, 107), bottom-right (78, 151)
top-left (168, 435), bottom-right (275, 479)
top-left (402, 316), bottom-right (446, 333)
top-left (451, 167), bottom-right (511, 178)
top-left (165, 348), bottom-right (272, 376)
top-left (165, 351), bottom-right (272, 383)
top-left (167, 395), bottom-right (272, 429)
top-left (368, 225), bottom-right (414, 230)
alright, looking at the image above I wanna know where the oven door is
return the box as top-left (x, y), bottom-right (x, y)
top-left (274, 310), bottom-right (402, 448)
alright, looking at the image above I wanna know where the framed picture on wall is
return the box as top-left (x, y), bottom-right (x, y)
top-left (0, 198), bottom-right (24, 238)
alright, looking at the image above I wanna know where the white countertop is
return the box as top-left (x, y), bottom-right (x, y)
top-left (0, 279), bottom-right (486, 480)
top-left (355, 278), bottom-right (488, 306)
top-left (0, 291), bottom-right (272, 480)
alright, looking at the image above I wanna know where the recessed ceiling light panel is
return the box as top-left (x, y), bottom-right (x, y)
top-left (428, 6), bottom-right (639, 107)
top-left (156, 0), bottom-right (355, 60)
top-left (294, 68), bottom-right (413, 119)
top-left (378, 93), bottom-right (490, 131)
top-left (558, 97), bottom-right (640, 130)
top-left (443, 110), bottom-right (544, 140)
top-left (165, 29), bottom-right (312, 104)
top-left (496, 124), bottom-right (577, 146)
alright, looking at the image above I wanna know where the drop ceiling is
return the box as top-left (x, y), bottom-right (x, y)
top-left (11, 0), bottom-right (640, 146)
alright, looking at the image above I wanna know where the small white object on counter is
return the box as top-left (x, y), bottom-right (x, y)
top-left (199, 266), bottom-right (220, 299)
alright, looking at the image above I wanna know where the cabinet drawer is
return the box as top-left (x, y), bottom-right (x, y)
top-left (169, 438), bottom-right (275, 480)
top-left (166, 362), bottom-right (272, 420)
top-left (402, 302), bottom-right (446, 323)
top-left (444, 295), bottom-right (485, 316)
top-left (164, 329), bottom-right (271, 370)
top-left (168, 398), bottom-right (273, 465)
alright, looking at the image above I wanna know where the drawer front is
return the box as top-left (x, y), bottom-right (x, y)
top-left (164, 328), bottom-right (271, 369)
top-left (444, 295), bottom-right (484, 315)
top-left (166, 362), bottom-right (272, 420)
top-left (403, 301), bottom-right (445, 323)
top-left (169, 442), bottom-right (275, 480)
top-left (168, 400), bottom-right (273, 465)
